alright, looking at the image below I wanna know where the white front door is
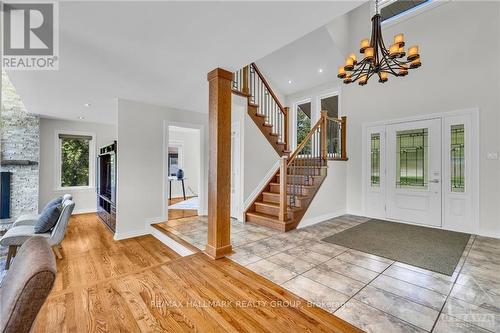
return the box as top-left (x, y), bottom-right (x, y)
top-left (386, 119), bottom-right (442, 227)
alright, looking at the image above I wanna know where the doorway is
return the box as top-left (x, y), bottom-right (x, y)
top-left (363, 110), bottom-right (479, 233)
top-left (166, 125), bottom-right (201, 221)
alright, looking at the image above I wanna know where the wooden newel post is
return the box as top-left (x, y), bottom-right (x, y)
top-left (205, 68), bottom-right (233, 259)
top-left (283, 107), bottom-right (289, 151)
top-left (242, 65), bottom-right (249, 95)
top-left (341, 116), bottom-right (347, 160)
top-left (320, 111), bottom-right (328, 162)
top-left (279, 156), bottom-right (288, 221)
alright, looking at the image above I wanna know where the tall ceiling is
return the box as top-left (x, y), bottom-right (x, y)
top-left (6, 1), bottom-right (363, 124)
top-left (256, 19), bottom-right (352, 98)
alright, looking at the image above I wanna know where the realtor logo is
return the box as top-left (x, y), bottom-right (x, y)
top-left (2, 2), bottom-right (59, 70)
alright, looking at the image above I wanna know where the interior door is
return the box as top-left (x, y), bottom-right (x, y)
top-left (386, 118), bottom-right (442, 227)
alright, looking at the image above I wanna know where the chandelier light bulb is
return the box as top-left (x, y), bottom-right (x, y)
top-left (408, 45), bottom-right (420, 60)
top-left (379, 72), bottom-right (388, 83)
top-left (394, 33), bottom-right (405, 47)
top-left (337, 66), bottom-right (346, 78)
top-left (360, 39), bottom-right (370, 53)
top-left (364, 47), bottom-right (375, 61)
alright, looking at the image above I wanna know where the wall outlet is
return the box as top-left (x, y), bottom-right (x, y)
top-left (487, 152), bottom-right (498, 160)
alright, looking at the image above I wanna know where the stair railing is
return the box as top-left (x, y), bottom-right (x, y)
top-left (326, 115), bottom-right (347, 160)
top-left (233, 63), bottom-right (289, 151)
top-left (278, 112), bottom-right (347, 221)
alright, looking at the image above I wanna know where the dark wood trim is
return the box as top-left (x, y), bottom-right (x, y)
top-left (341, 116), bottom-right (347, 160)
top-left (251, 62), bottom-right (286, 112)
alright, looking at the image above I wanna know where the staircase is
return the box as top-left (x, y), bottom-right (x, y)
top-left (232, 63), bottom-right (347, 232)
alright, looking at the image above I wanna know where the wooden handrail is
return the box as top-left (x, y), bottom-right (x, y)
top-left (287, 117), bottom-right (323, 164)
top-left (326, 116), bottom-right (341, 123)
top-left (251, 62), bottom-right (286, 113)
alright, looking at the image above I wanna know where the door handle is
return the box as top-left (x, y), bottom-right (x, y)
top-left (430, 179), bottom-right (440, 183)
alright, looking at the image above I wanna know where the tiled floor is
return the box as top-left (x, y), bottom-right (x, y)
top-left (157, 215), bottom-right (500, 333)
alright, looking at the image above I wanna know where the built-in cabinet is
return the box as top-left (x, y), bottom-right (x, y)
top-left (97, 141), bottom-right (117, 233)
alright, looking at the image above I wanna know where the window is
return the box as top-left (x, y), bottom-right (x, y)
top-left (296, 101), bottom-right (311, 146)
top-left (396, 128), bottom-right (428, 188)
top-left (371, 134), bottom-right (381, 186)
top-left (450, 124), bottom-right (465, 192)
top-left (57, 133), bottom-right (94, 189)
top-left (321, 95), bottom-right (338, 119)
top-left (380, 0), bottom-right (432, 22)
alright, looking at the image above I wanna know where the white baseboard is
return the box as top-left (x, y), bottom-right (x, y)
top-left (242, 160), bottom-right (280, 219)
top-left (477, 229), bottom-right (500, 240)
top-left (148, 225), bottom-right (195, 256)
top-left (297, 210), bottom-right (346, 229)
top-left (144, 216), bottom-right (167, 226)
top-left (114, 228), bottom-right (149, 240)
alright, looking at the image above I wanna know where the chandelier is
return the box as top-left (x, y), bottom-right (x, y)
top-left (337, 0), bottom-right (421, 85)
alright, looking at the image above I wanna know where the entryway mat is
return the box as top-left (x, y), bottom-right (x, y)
top-left (322, 219), bottom-right (470, 276)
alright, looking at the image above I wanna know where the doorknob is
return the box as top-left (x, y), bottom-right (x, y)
top-left (430, 179), bottom-right (440, 183)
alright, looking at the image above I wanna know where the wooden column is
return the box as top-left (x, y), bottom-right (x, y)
top-left (283, 107), bottom-right (289, 152)
top-left (320, 111), bottom-right (328, 162)
top-left (341, 116), bottom-right (347, 160)
top-left (205, 68), bottom-right (233, 259)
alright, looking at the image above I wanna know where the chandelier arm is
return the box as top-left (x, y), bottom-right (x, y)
top-left (350, 62), bottom-right (370, 82)
top-left (380, 57), bottom-right (401, 76)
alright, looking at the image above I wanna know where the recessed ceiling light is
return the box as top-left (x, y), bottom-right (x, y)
top-left (84, 103), bottom-right (91, 108)
top-left (318, 68), bottom-right (323, 73)
top-left (288, 80), bottom-right (292, 84)
top-left (78, 116), bottom-right (85, 120)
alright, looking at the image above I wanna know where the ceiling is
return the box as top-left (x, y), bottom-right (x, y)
top-left (255, 1), bottom-right (364, 98)
top-left (6, 1), bottom-right (363, 125)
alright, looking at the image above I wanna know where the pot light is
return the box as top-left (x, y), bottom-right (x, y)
top-left (318, 68), bottom-right (323, 73)
top-left (288, 80), bottom-right (292, 84)
top-left (84, 103), bottom-right (91, 108)
top-left (78, 116), bottom-right (85, 120)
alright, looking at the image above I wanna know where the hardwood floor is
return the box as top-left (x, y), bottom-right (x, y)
top-left (168, 196), bottom-right (198, 220)
top-left (33, 214), bottom-right (361, 332)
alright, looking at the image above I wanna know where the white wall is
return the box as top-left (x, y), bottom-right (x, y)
top-left (342, 2), bottom-right (500, 237)
top-left (39, 118), bottom-right (116, 214)
top-left (232, 95), bottom-right (280, 219)
top-left (168, 127), bottom-right (200, 199)
top-left (116, 99), bottom-right (208, 239)
top-left (299, 160), bottom-right (347, 227)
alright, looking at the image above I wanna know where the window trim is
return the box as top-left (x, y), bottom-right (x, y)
top-left (291, 97), bottom-right (312, 151)
top-left (374, 0), bottom-right (449, 28)
top-left (54, 130), bottom-right (96, 191)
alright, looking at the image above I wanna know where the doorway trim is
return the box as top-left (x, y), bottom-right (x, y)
top-left (361, 108), bottom-right (479, 234)
top-left (162, 121), bottom-right (206, 220)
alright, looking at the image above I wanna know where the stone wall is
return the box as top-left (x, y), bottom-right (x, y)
top-left (1, 71), bottom-right (40, 217)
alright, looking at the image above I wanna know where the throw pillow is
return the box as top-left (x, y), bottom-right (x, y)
top-left (34, 204), bottom-right (62, 233)
top-left (43, 196), bottom-right (63, 211)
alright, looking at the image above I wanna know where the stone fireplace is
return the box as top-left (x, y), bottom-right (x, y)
top-left (1, 71), bottom-right (40, 218)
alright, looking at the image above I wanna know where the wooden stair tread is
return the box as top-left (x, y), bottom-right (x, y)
top-left (254, 201), bottom-right (301, 211)
top-left (246, 211), bottom-right (291, 223)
